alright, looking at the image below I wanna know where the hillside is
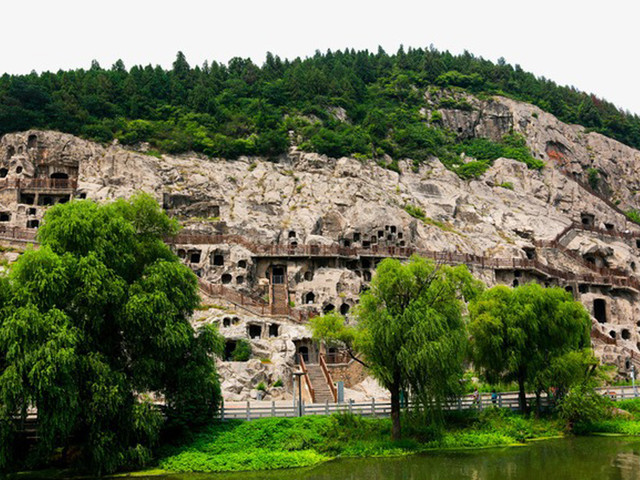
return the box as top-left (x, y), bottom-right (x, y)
top-left (1, 84), bottom-right (640, 401)
top-left (1, 48), bottom-right (639, 173)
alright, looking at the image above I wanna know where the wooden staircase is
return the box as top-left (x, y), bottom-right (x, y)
top-left (299, 354), bottom-right (337, 403)
top-left (270, 283), bottom-right (290, 315)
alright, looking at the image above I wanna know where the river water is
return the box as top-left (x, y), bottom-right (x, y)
top-left (126, 436), bottom-right (640, 480)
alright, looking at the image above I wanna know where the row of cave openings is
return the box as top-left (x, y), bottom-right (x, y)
top-left (220, 316), bottom-right (281, 339)
top-left (286, 225), bottom-right (408, 249)
top-left (303, 291), bottom-right (351, 315)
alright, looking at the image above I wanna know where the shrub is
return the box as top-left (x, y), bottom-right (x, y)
top-left (558, 384), bottom-right (613, 428)
top-left (404, 204), bottom-right (426, 221)
top-left (256, 382), bottom-right (267, 392)
top-left (625, 209), bottom-right (640, 224)
top-left (273, 378), bottom-right (284, 388)
top-left (587, 168), bottom-right (600, 190)
top-left (231, 340), bottom-right (252, 361)
top-left (456, 160), bottom-right (490, 179)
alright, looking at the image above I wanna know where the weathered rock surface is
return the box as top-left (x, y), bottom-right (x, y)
top-left (2, 92), bottom-right (640, 398)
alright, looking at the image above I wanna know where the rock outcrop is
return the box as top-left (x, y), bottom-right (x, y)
top-left (2, 92), bottom-right (640, 399)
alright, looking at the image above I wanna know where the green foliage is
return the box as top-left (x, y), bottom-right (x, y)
top-left (312, 256), bottom-right (484, 439)
top-left (625, 209), bottom-right (640, 224)
top-left (273, 378), bottom-right (283, 388)
top-left (0, 194), bottom-right (223, 474)
top-left (499, 182), bottom-right (514, 189)
top-left (469, 283), bottom-right (592, 411)
top-left (454, 133), bottom-right (543, 178)
top-left (256, 382), bottom-right (267, 392)
top-left (157, 412), bottom-right (563, 473)
top-left (4, 49), bottom-right (634, 177)
top-left (587, 168), bottom-right (600, 190)
top-left (403, 204), bottom-right (426, 221)
top-left (231, 339), bottom-right (252, 361)
top-left (558, 384), bottom-right (613, 428)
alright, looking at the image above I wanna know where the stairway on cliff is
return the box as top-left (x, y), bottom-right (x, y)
top-left (270, 283), bottom-right (290, 315)
top-left (305, 363), bottom-right (335, 403)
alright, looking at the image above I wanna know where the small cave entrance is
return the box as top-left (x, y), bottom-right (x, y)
top-left (323, 303), bottom-right (335, 314)
top-left (19, 193), bottom-right (35, 205)
top-left (362, 258), bottom-right (371, 269)
top-left (512, 279), bottom-right (519, 287)
top-left (0, 212), bottom-right (10, 222)
top-left (579, 284), bottom-right (589, 294)
top-left (223, 317), bottom-right (232, 327)
top-left (271, 266), bottom-right (285, 284)
top-left (15, 166), bottom-right (22, 174)
top-left (622, 329), bottom-right (631, 340)
top-left (298, 345), bottom-right (309, 363)
top-left (6, 146), bottom-right (15, 159)
top-left (236, 276), bottom-right (244, 285)
top-left (363, 270), bottom-right (372, 282)
top-left (565, 285), bottom-right (574, 295)
top-left (189, 250), bottom-right (201, 263)
top-left (224, 341), bottom-right (237, 361)
top-left (342, 239), bottom-right (351, 248)
top-left (269, 324), bottom-right (279, 337)
top-left (238, 260), bottom-right (247, 269)
top-left (581, 213), bottom-right (595, 227)
top-left (594, 299), bottom-right (607, 324)
top-left (304, 270), bottom-right (313, 281)
top-left (353, 232), bottom-right (360, 242)
top-left (340, 303), bottom-right (350, 315)
top-left (212, 253), bottom-right (224, 266)
top-left (0, 168), bottom-right (7, 178)
top-left (27, 134), bottom-right (37, 149)
top-left (221, 273), bottom-right (232, 284)
top-left (605, 223), bottom-right (615, 231)
top-left (524, 248), bottom-right (536, 260)
top-left (288, 230), bottom-right (296, 239)
top-left (50, 172), bottom-right (69, 179)
top-left (609, 330), bottom-right (617, 340)
top-left (26, 219), bottom-right (39, 228)
top-left (305, 292), bottom-right (315, 304)
top-left (248, 324), bottom-right (262, 339)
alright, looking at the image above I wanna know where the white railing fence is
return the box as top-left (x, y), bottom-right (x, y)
top-left (220, 386), bottom-right (640, 421)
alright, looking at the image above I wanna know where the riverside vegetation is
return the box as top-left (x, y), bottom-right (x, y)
top-left (1, 198), bottom-right (636, 477)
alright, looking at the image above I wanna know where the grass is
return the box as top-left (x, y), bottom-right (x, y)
top-left (155, 410), bottom-right (564, 474)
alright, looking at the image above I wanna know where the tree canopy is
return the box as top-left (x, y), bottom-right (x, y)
top-left (468, 283), bottom-right (592, 412)
top-left (1, 48), bottom-right (639, 179)
top-left (311, 256), bottom-right (483, 439)
top-left (0, 194), bottom-right (223, 474)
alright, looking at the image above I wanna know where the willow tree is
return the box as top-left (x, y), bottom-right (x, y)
top-left (311, 256), bottom-right (483, 440)
top-left (0, 194), bottom-right (223, 474)
top-left (468, 283), bottom-right (592, 412)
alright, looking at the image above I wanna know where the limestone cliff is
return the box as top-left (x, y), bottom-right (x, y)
top-left (1, 93), bottom-right (640, 400)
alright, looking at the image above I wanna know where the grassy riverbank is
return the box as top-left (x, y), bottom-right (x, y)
top-left (155, 410), bottom-right (563, 474)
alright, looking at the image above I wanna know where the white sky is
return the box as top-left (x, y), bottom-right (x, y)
top-left (2, 0), bottom-right (639, 114)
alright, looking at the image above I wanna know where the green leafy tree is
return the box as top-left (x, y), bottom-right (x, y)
top-left (311, 256), bottom-right (483, 440)
top-left (469, 283), bottom-right (592, 412)
top-left (0, 194), bottom-right (223, 474)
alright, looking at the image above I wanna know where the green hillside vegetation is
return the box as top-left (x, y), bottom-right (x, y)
top-left (0, 47), bottom-right (636, 177)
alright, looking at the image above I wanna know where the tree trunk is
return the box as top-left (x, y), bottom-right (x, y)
top-left (390, 379), bottom-right (401, 441)
top-left (535, 390), bottom-right (541, 417)
top-left (517, 374), bottom-right (528, 413)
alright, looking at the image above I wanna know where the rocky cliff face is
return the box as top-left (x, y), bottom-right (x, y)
top-left (2, 93), bottom-right (640, 399)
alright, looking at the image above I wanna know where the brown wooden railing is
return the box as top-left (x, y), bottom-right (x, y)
top-left (197, 278), bottom-right (316, 323)
top-left (298, 354), bottom-right (316, 403)
top-left (320, 354), bottom-right (338, 402)
top-left (176, 232), bottom-right (640, 292)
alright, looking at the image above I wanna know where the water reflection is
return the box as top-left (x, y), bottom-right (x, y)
top-left (114, 437), bottom-right (640, 480)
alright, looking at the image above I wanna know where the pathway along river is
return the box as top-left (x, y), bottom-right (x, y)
top-left (122, 437), bottom-right (640, 480)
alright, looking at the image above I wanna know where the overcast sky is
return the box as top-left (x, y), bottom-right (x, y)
top-left (2, 1), bottom-right (639, 114)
